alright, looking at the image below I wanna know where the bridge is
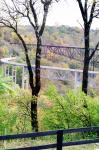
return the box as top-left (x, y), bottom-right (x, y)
top-left (0, 57), bottom-right (99, 89)
top-left (10, 43), bottom-right (99, 65)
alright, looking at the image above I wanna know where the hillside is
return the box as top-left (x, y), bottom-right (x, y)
top-left (19, 25), bottom-right (99, 47)
top-left (0, 25), bottom-right (99, 48)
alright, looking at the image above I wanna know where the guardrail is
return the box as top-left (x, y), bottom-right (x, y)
top-left (1, 127), bottom-right (99, 150)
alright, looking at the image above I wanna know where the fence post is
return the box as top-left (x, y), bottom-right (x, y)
top-left (57, 130), bottom-right (63, 150)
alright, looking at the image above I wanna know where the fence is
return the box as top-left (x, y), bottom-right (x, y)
top-left (1, 127), bottom-right (99, 150)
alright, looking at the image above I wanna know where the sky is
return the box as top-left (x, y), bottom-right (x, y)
top-left (2, 0), bottom-right (99, 29)
top-left (46, 0), bottom-right (99, 29)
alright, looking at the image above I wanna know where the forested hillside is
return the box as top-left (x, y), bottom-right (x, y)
top-left (0, 25), bottom-right (99, 51)
top-left (0, 25), bottom-right (99, 71)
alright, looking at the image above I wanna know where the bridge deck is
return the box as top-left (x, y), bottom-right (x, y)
top-left (1, 57), bottom-right (99, 75)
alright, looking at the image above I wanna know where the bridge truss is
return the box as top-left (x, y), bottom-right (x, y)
top-left (10, 43), bottom-right (99, 66)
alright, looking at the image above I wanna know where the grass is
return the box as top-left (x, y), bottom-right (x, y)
top-left (0, 140), bottom-right (99, 150)
top-left (63, 144), bottom-right (99, 150)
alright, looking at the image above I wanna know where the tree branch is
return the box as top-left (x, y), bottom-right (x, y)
top-left (84, 0), bottom-right (88, 22)
top-left (88, 0), bottom-right (96, 25)
top-left (89, 41), bottom-right (99, 60)
top-left (39, 0), bottom-right (52, 36)
top-left (29, 0), bottom-right (38, 30)
top-left (76, 0), bottom-right (86, 22)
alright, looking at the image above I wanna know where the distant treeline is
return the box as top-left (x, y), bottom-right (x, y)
top-left (0, 25), bottom-right (99, 48)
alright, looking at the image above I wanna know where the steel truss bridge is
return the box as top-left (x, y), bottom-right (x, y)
top-left (10, 43), bottom-right (99, 66)
top-left (0, 44), bottom-right (99, 89)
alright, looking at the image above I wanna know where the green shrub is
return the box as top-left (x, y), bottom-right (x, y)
top-left (41, 85), bottom-right (99, 131)
top-left (0, 69), bottom-right (17, 95)
top-left (0, 89), bottom-right (32, 135)
top-left (0, 96), bottom-right (17, 135)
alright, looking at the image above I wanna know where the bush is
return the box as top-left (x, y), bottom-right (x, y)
top-left (41, 85), bottom-right (99, 131)
top-left (0, 95), bottom-right (17, 135)
top-left (0, 69), bottom-right (18, 95)
top-left (0, 89), bottom-right (32, 135)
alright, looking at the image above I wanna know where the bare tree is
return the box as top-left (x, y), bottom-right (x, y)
top-left (76, 0), bottom-right (99, 94)
top-left (0, 0), bottom-right (57, 132)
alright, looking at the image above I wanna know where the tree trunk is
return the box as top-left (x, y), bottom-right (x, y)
top-left (31, 92), bottom-right (38, 132)
top-left (35, 37), bottom-right (42, 95)
top-left (82, 55), bottom-right (89, 94)
top-left (82, 24), bottom-right (90, 95)
top-left (30, 37), bottom-right (42, 132)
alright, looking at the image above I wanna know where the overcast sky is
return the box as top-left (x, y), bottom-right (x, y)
top-left (46, 0), bottom-right (99, 29)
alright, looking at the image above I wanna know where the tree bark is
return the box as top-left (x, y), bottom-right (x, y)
top-left (35, 37), bottom-right (42, 95)
top-left (82, 24), bottom-right (90, 94)
top-left (31, 93), bottom-right (38, 132)
top-left (30, 37), bottom-right (42, 132)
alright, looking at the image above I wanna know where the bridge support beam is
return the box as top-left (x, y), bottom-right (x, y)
top-left (12, 66), bottom-right (16, 84)
top-left (74, 71), bottom-right (77, 89)
top-left (22, 66), bottom-right (25, 89)
top-left (22, 66), bottom-right (29, 89)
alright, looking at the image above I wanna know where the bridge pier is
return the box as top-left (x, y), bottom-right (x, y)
top-left (5, 65), bottom-right (9, 76)
top-left (22, 66), bottom-right (25, 89)
top-left (74, 71), bottom-right (78, 89)
top-left (74, 71), bottom-right (82, 89)
top-left (22, 66), bottom-right (29, 89)
top-left (12, 66), bottom-right (16, 83)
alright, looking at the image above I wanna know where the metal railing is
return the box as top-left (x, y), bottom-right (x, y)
top-left (1, 127), bottom-right (99, 150)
